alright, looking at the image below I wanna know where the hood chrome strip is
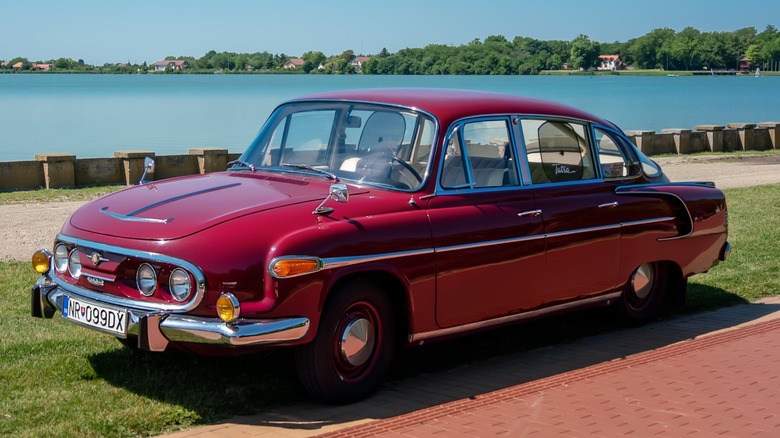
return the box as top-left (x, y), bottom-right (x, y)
top-left (99, 182), bottom-right (241, 224)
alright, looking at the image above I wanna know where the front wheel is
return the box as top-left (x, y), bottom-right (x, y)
top-left (295, 279), bottom-right (395, 404)
top-left (613, 262), bottom-right (667, 326)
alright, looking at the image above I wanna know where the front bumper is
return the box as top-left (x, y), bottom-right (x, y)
top-left (31, 276), bottom-right (310, 352)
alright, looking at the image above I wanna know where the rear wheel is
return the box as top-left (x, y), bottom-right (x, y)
top-left (295, 279), bottom-right (395, 404)
top-left (613, 262), bottom-right (667, 325)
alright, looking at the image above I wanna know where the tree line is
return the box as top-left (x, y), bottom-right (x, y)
top-left (3, 25), bottom-right (779, 75)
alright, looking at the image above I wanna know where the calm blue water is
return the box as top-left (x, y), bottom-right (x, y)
top-left (1, 74), bottom-right (778, 162)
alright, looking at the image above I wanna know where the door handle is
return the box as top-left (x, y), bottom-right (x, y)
top-left (517, 209), bottom-right (542, 218)
top-left (598, 201), bottom-right (619, 208)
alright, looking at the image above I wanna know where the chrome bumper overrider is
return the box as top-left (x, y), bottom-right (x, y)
top-left (31, 276), bottom-right (310, 352)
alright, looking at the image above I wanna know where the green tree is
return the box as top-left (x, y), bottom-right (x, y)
top-left (569, 35), bottom-right (600, 69)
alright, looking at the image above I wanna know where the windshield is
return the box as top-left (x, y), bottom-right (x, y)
top-left (235, 101), bottom-right (436, 191)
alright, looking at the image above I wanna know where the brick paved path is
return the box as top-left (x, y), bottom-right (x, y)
top-left (164, 297), bottom-right (780, 438)
top-left (321, 315), bottom-right (780, 437)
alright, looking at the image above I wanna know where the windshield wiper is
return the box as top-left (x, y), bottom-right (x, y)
top-left (281, 163), bottom-right (340, 182)
top-left (227, 160), bottom-right (256, 171)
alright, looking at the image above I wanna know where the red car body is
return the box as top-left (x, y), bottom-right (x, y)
top-left (32, 89), bottom-right (729, 403)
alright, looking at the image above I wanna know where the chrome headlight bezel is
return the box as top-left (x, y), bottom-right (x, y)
top-left (136, 263), bottom-right (158, 297)
top-left (168, 268), bottom-right (192, 302)
top-left (67, 248), bottom-right (82, 278)
top-left (54, 244), bottom-right (69, 273)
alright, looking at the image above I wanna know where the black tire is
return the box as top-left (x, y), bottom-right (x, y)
top-left (613, 262), bottom-right (667, 326)
top-left (295, 279), bottom-right (395, 404)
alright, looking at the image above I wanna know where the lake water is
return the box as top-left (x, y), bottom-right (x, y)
top-left (1, 74), bottom-right (778, 162)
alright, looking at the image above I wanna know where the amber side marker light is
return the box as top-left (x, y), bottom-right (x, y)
top-left (270, 258), bottom-right (322, 278)
top-left (216, 293), bottom-right (241, 323)
top-left (32, 250), bottom-right (51, 274)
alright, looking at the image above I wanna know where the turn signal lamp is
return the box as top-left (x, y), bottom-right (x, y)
top-left (32, 250), bottom-right (51, 274)
top-left (270, 257), bottom-right (322, 278)
top-left (216, 293), bottom-right (241, 323)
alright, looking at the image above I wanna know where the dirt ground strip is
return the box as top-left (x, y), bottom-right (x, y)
top-left (2, 153), bottom-right (780, 262)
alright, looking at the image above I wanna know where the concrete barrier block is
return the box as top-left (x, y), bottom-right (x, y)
top-left (758, 122), bottom-right (780, 148)
top-left (115, 151), bottom-right (155, 185)
top-left (35, 154), bottom-right (76, 189)
top-left (190, 148), bottom-right (229, 174)
top-left (660, 129), bottom-right (692, 154)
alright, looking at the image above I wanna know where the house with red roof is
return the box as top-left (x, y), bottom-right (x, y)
top-left (598, 55), bottom-right (623, 71)
top-left (152, 60), bottom-right (190, 71)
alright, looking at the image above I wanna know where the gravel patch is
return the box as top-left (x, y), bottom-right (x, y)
top-left (3, 154), bottom-right (780, 262)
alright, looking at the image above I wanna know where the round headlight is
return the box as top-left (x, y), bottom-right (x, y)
top-left (216, 293), bottom-right (241, 323)
top-left (54, 244), bottom-right (69, 273)
top-left (168, 268), bottom-right (192, 302)
top-left (136, 263), bottom-right (157, 297)
top-left (67, 249), bottom-right (82, 278)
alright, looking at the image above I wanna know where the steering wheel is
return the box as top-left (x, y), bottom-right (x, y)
top-left (390, 156), bottom-right (423, 184)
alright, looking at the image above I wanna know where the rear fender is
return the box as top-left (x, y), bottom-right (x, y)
top-left (615, 182), bottom-right (727, 240)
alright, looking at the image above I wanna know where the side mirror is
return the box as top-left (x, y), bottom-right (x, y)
top-left (312, 183), bottom-right (349, 215)
top-left (139, 157), bottom-right (155, 184)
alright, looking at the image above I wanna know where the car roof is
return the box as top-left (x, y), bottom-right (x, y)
top-left (291, 88), bottom-right (612, 128)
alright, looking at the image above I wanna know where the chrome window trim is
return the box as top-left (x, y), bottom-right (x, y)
top-left (55, 234), bottom-right (206, 312)
top-left (410, 291), bottom-right (622, 343)
top-left (436, 115), bottom-right (520, 194)
top-left (590, 124), bottom-right (643, 181)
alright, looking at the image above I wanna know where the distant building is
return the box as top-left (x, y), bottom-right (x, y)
top-left (152, 60), bottom-right (190, 71)
top-left (32, 63), bottom-right (52, 71)
top-left (12, 62), bottom-right (24, 69)
top-left (598, 55), bottom-right (623, 71)
top-left (282, 58), bottom-right (305, 69)
top-left (351, 56), bottom-right (371, 72)
top-left (738, 58), bottom-right (753, 72)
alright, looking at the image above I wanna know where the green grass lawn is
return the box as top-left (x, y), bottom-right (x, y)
top-left (1, 184), bottom-right (777, 437)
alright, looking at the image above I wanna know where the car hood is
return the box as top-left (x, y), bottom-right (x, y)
top-left (69, 172), bottom-right (358, 240)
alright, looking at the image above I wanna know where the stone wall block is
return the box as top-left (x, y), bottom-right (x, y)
top-left (727, 123), bottom-right (756, 151)
top-left (758, 122), bottom-right (780, 149)
top-left (695, 125), bottom-right (725, 152)
top-left (34, 154), bottom-right (76, 189)
top-left (625, 130), bottom-right (655, 155)
top-left (660, 129), bottom-right (692, 154)
top-left (189, 148), bottom-right (229, 174)
top-left (114, 151), bottom-right (155, 185)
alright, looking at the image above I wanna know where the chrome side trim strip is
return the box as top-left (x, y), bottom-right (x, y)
top-left (56, 234), bottom-right (206, 312)
top-left (410, 292), bottom-right (622, 343)
top-left (545, 223), bottom-right (621, 239)
top-left (321, 248), bottom-right (435, 270)
top-left (284, 216), bottom-right (676, 273)
top-left (435, 234), bottom-right (544, 253)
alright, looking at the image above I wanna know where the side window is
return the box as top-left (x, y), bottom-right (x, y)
top-left (594, 128), bottom-right (641, 179)
top-left (521, 119), bottom-right (596, 184)
top-left (441, 120), bottom-right (519, 189)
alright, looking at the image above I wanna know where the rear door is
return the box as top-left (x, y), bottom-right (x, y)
top-left (520, 119), bottom-right (622, 302)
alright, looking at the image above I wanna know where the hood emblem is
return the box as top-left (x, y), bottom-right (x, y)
top-left (90, 252), bottom-right (108, 266)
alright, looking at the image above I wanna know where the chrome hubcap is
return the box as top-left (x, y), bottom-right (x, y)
top-left (631, 264), bottom-right (654, 300)
top-left (340, 317), bottom-right (375, 367)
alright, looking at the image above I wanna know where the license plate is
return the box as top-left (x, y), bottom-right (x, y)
top-left (62, 295), bottom-right (128, 337)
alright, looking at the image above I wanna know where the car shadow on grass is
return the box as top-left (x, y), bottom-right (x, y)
top-left (87, 284), bottom-right (771, 434)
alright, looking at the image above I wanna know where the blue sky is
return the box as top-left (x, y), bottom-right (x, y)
top-left (2, 0), bottom-right (778, 65)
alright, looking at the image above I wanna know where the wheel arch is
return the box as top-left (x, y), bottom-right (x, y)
top-left (325, 269), bottom-right (411, 347)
